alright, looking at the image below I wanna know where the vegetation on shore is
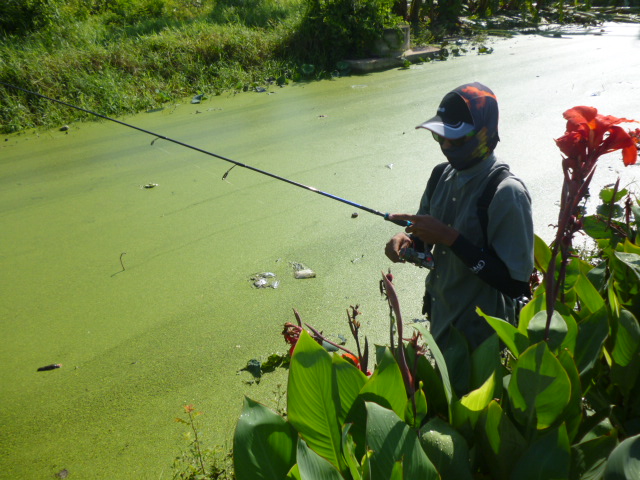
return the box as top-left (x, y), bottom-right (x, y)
top-left (1, 0), bottom-right (639, 134)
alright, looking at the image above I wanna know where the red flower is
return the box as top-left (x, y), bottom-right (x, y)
top-left (282, 322), bottom-right (303, 356)
top-left (555, 106), bottom-right (638, 166)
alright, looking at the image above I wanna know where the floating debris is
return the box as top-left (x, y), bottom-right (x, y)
top-left (386, 163), bottom-right (394, 169)
top-left (37, 363), bottom-right (62, 372)
top-left (291, 262), bottom-right (316, 279)
top-left (142, 183), bottom-right (158, 189)
top-left (59, 125), bottom-right (69, 132)
top-left (191, 93), bottom-right (204, 104)
top-left (251, 272), bottom-right (279, 288)
top-left (351, 212), bottom-right (359, 218)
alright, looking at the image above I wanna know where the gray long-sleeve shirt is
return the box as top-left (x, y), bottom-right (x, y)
top-left (418, 154), bottom-right (534, 348)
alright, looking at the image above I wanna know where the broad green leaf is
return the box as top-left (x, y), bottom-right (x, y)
top-left (624, 238), bottom-right (640, 255)
top-left (612, 309), bottom-right (640, 367)
top-left (510, 424), bottom-right (571, 480)
top-left (443, 327), bottom-right (471, 397)
top-left (404, 382), bottom-right (428, 429)
top-left (359, 347), bottom-right (406, 419)
top-left (527, 310), bottom-right (567, 351)
top-left (365, 402), bottom-right (438, 480)
top-left (508, 342), bottom-right (571, 431)
top-left (587, 261), bottom-right (607, 292)
top-left (286, 464), bottom-right (301, 480)
top-left (574, 274), bottom-right (606, 314)
top-left (342, 424), bottom-right (362, 480)
top-left (390, 460), bottom-right (403, 480)
top-left (574, 306), bottom-right (610, 375)
top-left (476, 307), bottom-right (529, 358)
top-left (287, 331), bottom-right (345, 472)
top-left (611, 252), bottom-right (640, 317)
top-left (571, 433), bottom-right (618, 480)
top-left (297, 437), bottom-right (344, 480)
top-left (332, 353), bottom-right (367, 424)
top-left (534, 233), bottom-right (552, 274)
top-left (600, 186), bottom-right (628, 203)
top-left (414, 324), bottom-right (454, 408)
top-left (518, 289), bottom-right (546, 333)
top-left (603, 433), bottom-right (640, 480)
top-left (557, 349), bottom-right (583, 442)
top-left (419, 416), bottom-right (473, 480)
top-left (471, 333), bottom-right (501, 391)
top-left (476, 400), bottom-right (527, 480)
top-left (233, 397), bottom-right (297, 480)
top-left (412, 348), bottom-right (448, 418)
top-left (452, 371), bottom-right (497, 431)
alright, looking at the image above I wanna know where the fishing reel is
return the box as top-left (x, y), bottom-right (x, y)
top-left (399, 247), bottom-right (435, 269)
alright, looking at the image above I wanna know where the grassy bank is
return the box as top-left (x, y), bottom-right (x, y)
top-left (1, 1), bottom-right (639, 133)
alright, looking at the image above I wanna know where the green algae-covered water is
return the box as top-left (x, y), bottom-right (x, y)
top-left (2, 23), bottom-right (639, 479)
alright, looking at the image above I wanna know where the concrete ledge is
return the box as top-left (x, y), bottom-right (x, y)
top-left (344, 46), bottom-right (441, 74)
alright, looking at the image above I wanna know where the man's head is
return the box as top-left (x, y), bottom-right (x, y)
top-left (417, 82), bottom-right (500, 170)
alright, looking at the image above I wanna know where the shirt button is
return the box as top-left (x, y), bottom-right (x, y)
top-left (452, 197), bottom-right (456, 202)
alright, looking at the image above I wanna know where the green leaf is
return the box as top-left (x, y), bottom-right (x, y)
top-left (452, 370), bottom-right (497, 431)
top-left (603, 433), bottom-right (640, 480)
top-left (404, 382), bottom-right (428, 429)
top-left (233, 397), bottom-right (297, 480)
top-left (508, 342), bottom-right (572, 431)
top-left (574, 306), bottom-right (610, 375)
top-left (286, 464), bottom-right (301, 480)
top-left (365, 402), bottom-right (439, 480)
top-left (471, 334), bottom-right (501, 391)
top-left (534, 234), bottom-right (552, 274)
top-left (414, 324), bottom-right (454, 408)
top-left (287, 331), bottom-right (345, 472)
top-left (526, 310), bottom-right (567, 351)
top-left (412, 348), bottom-right (448, 418)
top-left (518, 290), bottom-right (546, 333)
top-left (510, 424), bottom-right (571, 480)
top-left (557, 349), bottom-right (583, 443)
top-left (419, 417), bottom-right (473, 480)
top-left (574, 274), bottom-right (606, 314)
top-left (612, 309), bottom-right (640, 367)
top-left (476, 400), bottom-right (527, 479)
top-left (443, 327), bottom-right (471, 397)
top-left (332, 353), bottom-right (367, 424)
top-left (359, 347), bottom-right (406, 419)
top-left (342, 424), bottom-right (362, 480)
top-left (390, 460), bottom-right (403, 479)
top-left (476, 307), bottom-right (529, 358)
top-left (571, 432), bottom-right (618, 480)
top-left (296, 437), bottom-right (344, 480)
top-left (600, 186), bottom-right (628, 203)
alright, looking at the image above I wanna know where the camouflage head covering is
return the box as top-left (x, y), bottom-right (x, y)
top-left (424, 82), bottom-right (500, 170)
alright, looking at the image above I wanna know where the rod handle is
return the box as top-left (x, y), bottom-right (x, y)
top-left (384, 213), bottom-right (412, 227)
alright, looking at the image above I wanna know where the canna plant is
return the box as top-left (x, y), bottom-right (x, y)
top-left (233, 108), bottom-right (640, 479)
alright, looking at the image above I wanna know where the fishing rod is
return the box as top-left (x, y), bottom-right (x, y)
top-left (1, 82), bottom-right (409, 227)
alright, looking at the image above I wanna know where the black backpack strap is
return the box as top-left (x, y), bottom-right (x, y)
top-left (425, 162), bottom-right (449, 204)
top-left (477, 168), bottom-right (512, 249)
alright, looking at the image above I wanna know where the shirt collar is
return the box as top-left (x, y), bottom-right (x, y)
top-left (445, 153), bottom-right (497, 186)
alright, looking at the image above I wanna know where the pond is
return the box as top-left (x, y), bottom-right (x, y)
top-left (1, 23), bottom-right (639, 479)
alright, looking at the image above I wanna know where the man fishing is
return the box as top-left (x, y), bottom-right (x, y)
top-left (385, 82), bottom-right (534, 350)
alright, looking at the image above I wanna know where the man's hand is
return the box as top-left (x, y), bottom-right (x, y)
top-left (388, 214), bottom-right (459, 247)
top-left (385, 232), bottom-right (412, 263)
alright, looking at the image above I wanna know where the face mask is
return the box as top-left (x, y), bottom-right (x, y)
top-left (441, 128), bottom-right (498, 170)
top-left (441, 137), bottom-right (484, 170)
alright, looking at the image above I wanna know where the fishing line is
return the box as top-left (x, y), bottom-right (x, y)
top-left (1, 82), bottom-right (409, 227)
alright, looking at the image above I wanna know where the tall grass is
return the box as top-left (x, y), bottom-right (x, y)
top-left (0, 0), bottom-right (305, 133)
